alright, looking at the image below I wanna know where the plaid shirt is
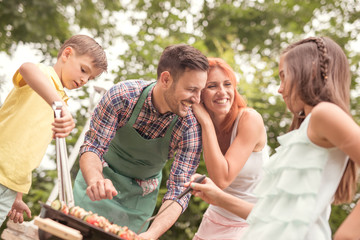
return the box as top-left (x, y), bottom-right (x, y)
top-left (80, 80), bottom-right (202, 211)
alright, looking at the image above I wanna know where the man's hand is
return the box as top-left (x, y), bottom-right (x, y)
top-left (7, 197), bottom-right (31, 223)
top-left (52, 105), bottom-right (75, 138)
top-left (86, 178), bottom-right (118, 201)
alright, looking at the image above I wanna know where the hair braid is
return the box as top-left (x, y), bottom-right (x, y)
top-left (313, 37), bottom-right (330, 81)
top-left (282, 36), bottom-right (357, 204)
top-left (283, 37), bottom-right (330, 82)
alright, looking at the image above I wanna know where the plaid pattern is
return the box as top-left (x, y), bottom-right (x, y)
top-left (136, 178), bottom-right (160, 196)
top-left (80, 80), bottom-right (202, 210)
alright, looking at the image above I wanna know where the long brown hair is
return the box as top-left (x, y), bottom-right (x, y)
top-left (282, 37), bottom-right (358, 204)
top-left (206, 58), bottom-right (247, 133)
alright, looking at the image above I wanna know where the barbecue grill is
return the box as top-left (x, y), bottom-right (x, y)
top-left (38, 203), bottom-right (126, 240)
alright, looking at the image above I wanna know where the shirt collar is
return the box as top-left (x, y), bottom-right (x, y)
top-left (145, 84), bottom-right (176, 119)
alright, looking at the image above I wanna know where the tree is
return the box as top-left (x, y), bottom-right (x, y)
top-left (0, 0), bottom-right (123, 56)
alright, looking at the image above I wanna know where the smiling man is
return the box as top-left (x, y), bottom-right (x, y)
top-left (73, 44), bottom-right (209, 239)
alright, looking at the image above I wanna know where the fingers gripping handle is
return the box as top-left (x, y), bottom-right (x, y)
top-left (177, 174), bottom-right (206, 200)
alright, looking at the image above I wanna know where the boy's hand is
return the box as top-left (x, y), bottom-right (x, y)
top-left (8, 199), bottom-right (32, 223)
top-left (52, 106), bottom-right (75, 138)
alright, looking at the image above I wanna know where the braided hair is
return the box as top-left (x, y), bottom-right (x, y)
top-left (281, 37), bottom-right (357, 204)
top-left (282, 37), bottom-right (350, 129)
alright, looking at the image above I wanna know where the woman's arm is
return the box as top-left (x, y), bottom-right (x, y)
top-left (185, 174), bottom-right (253, 219)
top-left (309, 102), bottom-right (360, 164)
top-left (333, 201), bottom-right (360, 240)
top-left (193, 104), bottom-right (266, 189)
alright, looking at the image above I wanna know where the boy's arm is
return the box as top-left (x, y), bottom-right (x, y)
top-left (7, 192), bottom-right (31, 224)
top-left (19, 62), bottom-right (74, 137)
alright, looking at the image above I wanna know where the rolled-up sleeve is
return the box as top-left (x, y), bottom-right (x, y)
top-left (163, 122), bottom-right (202, 212)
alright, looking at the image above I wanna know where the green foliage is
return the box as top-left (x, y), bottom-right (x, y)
top-left (0, 0), bottom-right (122, 57)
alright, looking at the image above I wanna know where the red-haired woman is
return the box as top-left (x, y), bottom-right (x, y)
top-left (191, 57), bottom-right (269, 240)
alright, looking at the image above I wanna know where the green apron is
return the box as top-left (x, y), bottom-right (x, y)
top-left (73, 83), bottom-right (178, 233)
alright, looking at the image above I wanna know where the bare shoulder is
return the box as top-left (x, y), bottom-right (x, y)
top-left (309, 102), bottom-right (353, 146)
top-left (309, 102), bottom-right (360, 149)
top-left (310, 102), bottom-right (348, 124)
top-left (237, 108), bottom-right (265, 134)
top-left (240, 108), bottom-right (264, 126)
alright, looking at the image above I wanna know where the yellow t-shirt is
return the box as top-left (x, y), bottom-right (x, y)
top-left (0, 64), bottom-right (69, 193)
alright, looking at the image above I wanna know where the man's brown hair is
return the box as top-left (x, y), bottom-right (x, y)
top-left (157, 44), bottom-right (209, 82)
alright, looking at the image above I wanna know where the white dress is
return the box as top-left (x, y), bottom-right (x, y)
top-left (193, 111), bottom-right (269, 240)
top-left (241, 113), bottom-right (349, 240)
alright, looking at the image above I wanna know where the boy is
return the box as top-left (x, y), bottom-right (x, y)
top-left (0, 34), bottom-right (107, 226)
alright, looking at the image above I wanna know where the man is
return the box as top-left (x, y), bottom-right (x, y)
top-left (73, 44), bottom-right (209, 239)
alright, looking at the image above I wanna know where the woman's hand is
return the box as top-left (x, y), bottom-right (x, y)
top-left (192, 103), bottom-right (212, 126)
top-left (185, 174), bottom-right (224, 206)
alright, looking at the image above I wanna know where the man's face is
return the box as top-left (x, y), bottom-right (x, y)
top-left (164, 69), bottom-right (207, 117)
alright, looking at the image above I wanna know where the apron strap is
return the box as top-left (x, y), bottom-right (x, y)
top-left (128, 82), bottom-right (156, 124)
top-left (164, 115), bottom-right (178, 142)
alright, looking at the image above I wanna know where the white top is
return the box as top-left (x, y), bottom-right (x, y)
top-left (208, 111), bottom-right (269, 221)
top-left (305, 143), bottom-right (349, 239)
top-left (242, 113), bottom-right (349, 240)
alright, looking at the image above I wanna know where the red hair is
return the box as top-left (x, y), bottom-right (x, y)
top-left (207, 58), bottom-right (247, 132)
